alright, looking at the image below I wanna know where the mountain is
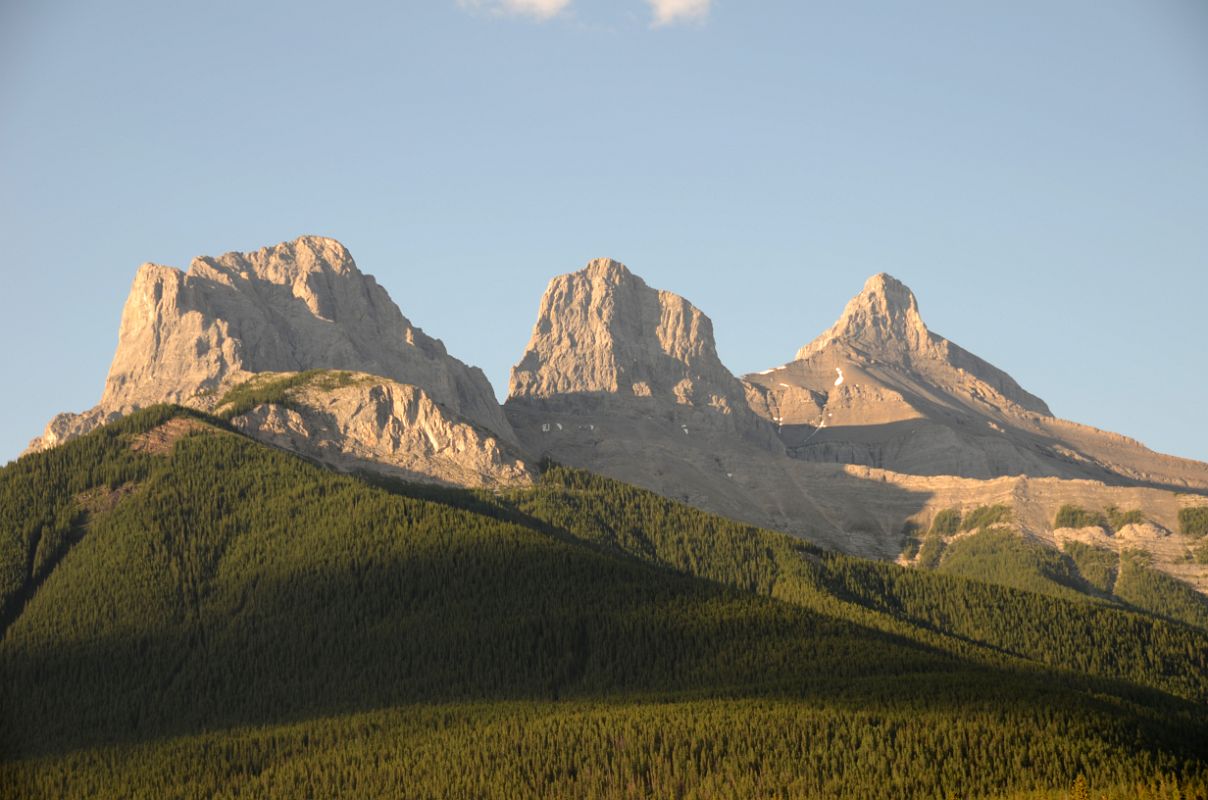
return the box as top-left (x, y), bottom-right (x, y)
top-left (504, 259), bottom-right (852, 548)
top-left (745, 273), bottom-right (1208, 491)
top-left (507, 258), bottom-right (771, 442)
top-left (9, 247), bottom-right (1208, 796)
top-left (27, 236), bottom-right (530, 487)
top-left (1, 406), bottom-right (1205, 797)
top-left (22, 244), bottom-right (1208, 589)
top-left (504, 261), bottom-right (1208, 593)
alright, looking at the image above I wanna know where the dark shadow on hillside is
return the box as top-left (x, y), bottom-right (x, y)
top-left (0, 539), bottom-right (950, 758)
top-left (2, 537), bottom-right (1205, 766)
top-left (3, 409), bottom-right (1205, 775)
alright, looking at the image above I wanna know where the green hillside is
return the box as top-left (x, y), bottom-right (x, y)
top-left (898, 505), bottom-right (1208, 630)
top-left (1, 407), bottom-right (1206, 799)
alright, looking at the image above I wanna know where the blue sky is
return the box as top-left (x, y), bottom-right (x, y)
top-left (2, 1), bottom-right (1206, 463)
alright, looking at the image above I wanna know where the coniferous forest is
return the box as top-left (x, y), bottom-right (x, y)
top-left (1, 407), bottom-right (1206, 799)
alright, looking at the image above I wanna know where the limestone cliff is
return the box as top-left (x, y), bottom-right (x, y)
top-left (228, 372), bottom-right (533, 489)
top-left (29, 236), bottom-right (517, 456)
top-left (507, 258), bottom-right (771, 444)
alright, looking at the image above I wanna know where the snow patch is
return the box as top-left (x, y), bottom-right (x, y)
top-left (833, 367), bottom-right (844, 387)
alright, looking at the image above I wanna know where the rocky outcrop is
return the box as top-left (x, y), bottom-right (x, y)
top-left (507, 258), bottom-right (772, 444)
top-left (229, 372), bottom-right (533, 489)
top-left (29, 236), bottom-right (518, 457)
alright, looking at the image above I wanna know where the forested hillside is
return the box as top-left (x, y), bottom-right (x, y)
top-left (500, 468), bottom-right (1208, 701)
top-left (1, 408), bottom-right (1205, 799)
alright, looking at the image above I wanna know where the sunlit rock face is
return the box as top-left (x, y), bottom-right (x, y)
top-left (507, 257), bottom-right (773, 444)
top-left (229, 371), bottom-right (534, 489)
top-left (28, 236), bottom-right (519, 462)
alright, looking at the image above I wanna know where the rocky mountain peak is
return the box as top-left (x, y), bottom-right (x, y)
top-left (783, 271), bottom-right (1052, 418)
top-left (582, 257), bottom-right (632, 282)
top-left (31, 235), bottom-right (517, 453)
top-left (508, 258), bottom-right (742, 407)
top-left (796, 272), bottom-right (930, 361)
top-left (184, 236), bottom-right (368, 325)
top-left (204, 235), bottom-right (356, 277)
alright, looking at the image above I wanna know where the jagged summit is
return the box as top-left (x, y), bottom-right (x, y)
top-left (797, 272), bottom-right (930, 361)
top-left (31, 235), bottom-right (517, 455)
top-left (581, 257), bottom-right (631, 280)
top-left (101, 235), bottom-right (476, 410)
top-left (507, 258), bottom-right (750, 416)
top-left (191, 236), bottom-right (359, 287)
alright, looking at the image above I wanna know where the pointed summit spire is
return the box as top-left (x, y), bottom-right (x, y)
top-left (797, 273), bottom-right (931, 361)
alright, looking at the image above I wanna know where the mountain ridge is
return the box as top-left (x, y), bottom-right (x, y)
top-left (24, 236), bottom-right (1208, 596)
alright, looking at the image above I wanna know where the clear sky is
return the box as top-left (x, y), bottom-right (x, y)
top-left (2, 1), bottom-right (1206, 464)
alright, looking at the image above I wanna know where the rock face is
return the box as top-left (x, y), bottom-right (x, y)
top-left (746, 273), bottom-right (1208, 491)
top-left (29, 236), bottom-right (517, 456)
top-left (229, 372), bottom-right (533, 488)
top-left (507, 258), bottom-right (772, 444)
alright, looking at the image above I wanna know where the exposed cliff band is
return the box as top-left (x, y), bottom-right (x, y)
top-left (29, 236), bottom-right (530, 488)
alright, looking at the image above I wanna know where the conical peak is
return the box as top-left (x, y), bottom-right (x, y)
top-left (796, 272), bottom-right (930, 360)
top-left (861, 272), bottom-right (917, 311)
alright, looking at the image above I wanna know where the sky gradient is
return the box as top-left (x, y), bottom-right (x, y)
top-left (2, 1), bottom-right (1207, 463)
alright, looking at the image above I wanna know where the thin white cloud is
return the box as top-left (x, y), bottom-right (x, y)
top-left (647, 0), bottom-right (710, 26)
top-left (458, 0), bottom-right (571, 21)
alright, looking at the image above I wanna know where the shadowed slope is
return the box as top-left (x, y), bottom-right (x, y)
top-left (2, 408), bottom-right (1206, 798)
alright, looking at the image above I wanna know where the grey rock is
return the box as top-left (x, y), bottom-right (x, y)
top-left (28, 236), bottom-right (528, 488)
top-left (230, 372), bottom-right (533, 489)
